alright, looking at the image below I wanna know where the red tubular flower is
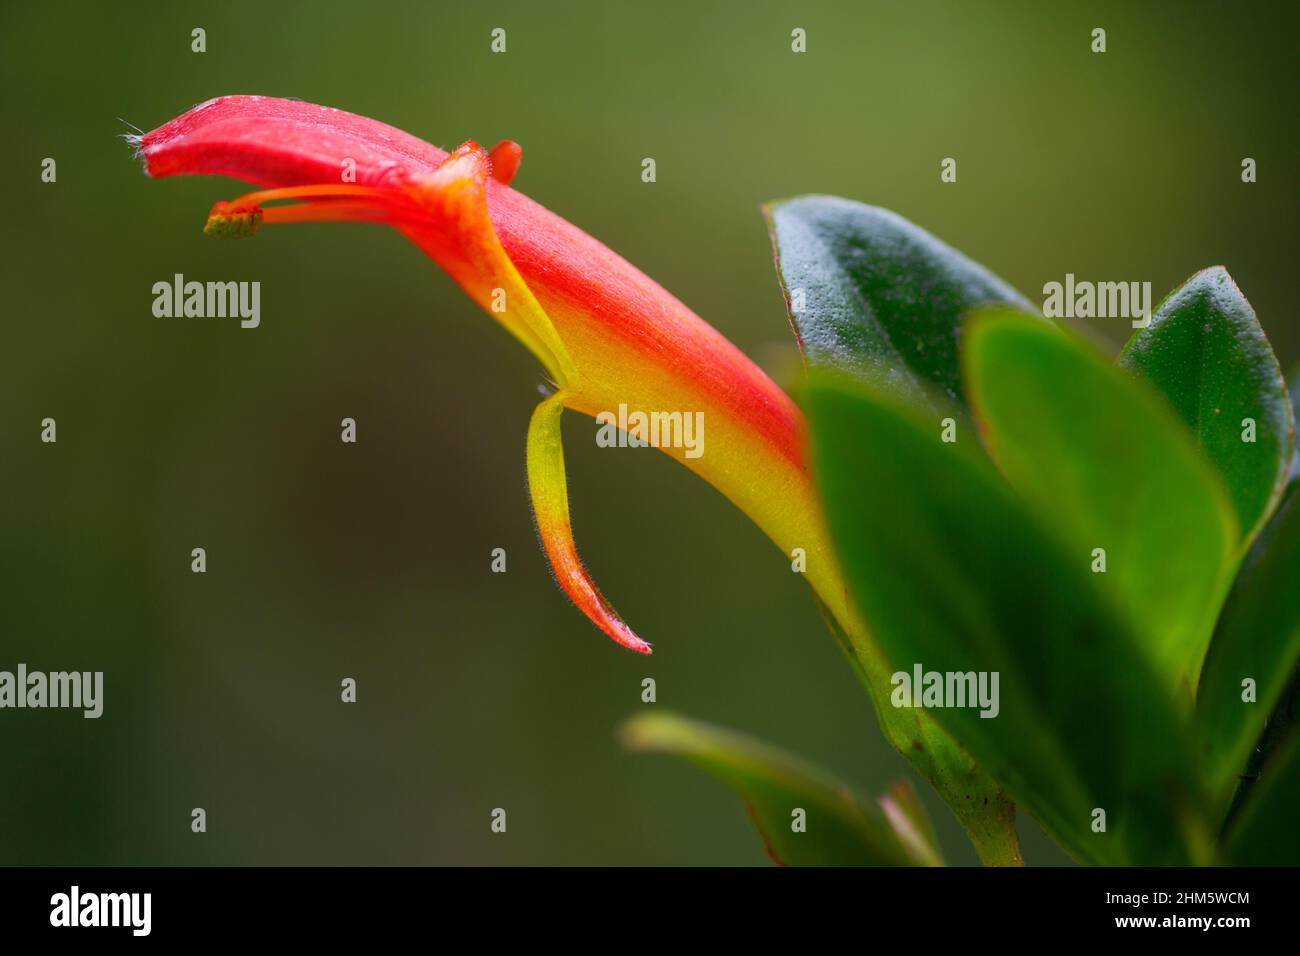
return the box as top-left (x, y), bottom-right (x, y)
top-left (134, 96), bottom-right (1023, 864)
top-left (134, 96), bottom-right (838, 654)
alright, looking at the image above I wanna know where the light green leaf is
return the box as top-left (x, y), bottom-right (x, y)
top-left (1119, 267), bottom-right (1294, 545)
top-left (965, 310), bottom-right (1238, 697)
top-left (764, 196), bottom-right (1034, 410)
top-left (806, 372), bottom-right (1207, 865)
top-left (620, 711), bottom-right (917, 866)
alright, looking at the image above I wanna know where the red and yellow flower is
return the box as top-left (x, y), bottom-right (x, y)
top-left (135, 95), bottom-right (1025, 864)
top-left (136, 95), bottom-right (846, 655)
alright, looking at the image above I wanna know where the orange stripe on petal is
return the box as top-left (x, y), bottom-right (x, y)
top-left (401, 144), bottom-right (576, 385)
top-left (527, 391), bottom-right (651, 654)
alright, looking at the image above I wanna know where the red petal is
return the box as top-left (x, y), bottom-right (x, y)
top-left (140, 95), bottom-right (448, 187)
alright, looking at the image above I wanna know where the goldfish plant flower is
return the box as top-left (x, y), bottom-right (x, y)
top-left (134, 95), bottom-right (829, 654)
top-left (132, 95), bottom-right (1020, 864)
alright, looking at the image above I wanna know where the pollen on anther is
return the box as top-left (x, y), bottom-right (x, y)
top-left (204, 200), bottom-right (264, 239)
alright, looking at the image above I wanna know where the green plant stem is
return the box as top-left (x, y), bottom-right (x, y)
top-left (815, 597), bottom-right (1025, 866)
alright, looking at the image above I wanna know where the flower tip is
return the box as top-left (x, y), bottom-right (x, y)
top-left (121, 131), bottom-right (145, 165)
top-left (626, 634), bottom-right (654, 655)
top-left (598, 613), bottom-right (653, 654)
top-left (204, 200), bottom-right (264, 239)
top-left (488, 140), bottom-right (522, 186)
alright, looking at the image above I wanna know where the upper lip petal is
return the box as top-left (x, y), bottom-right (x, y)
top-left (138, 95), bottom-right (449, 186)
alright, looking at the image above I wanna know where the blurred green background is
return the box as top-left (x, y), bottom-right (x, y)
top-left (1, 0), bottom-right (1295, 865)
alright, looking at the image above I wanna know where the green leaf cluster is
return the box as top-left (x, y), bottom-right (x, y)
top-left (627, 197), bottom-right (1298, 866)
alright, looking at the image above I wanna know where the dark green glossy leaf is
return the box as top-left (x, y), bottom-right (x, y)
top-left (806, 372), bottom-right (1207, 865)
top-left (1119, 268), bottom-right (1294, 544)
top-left (1199, 484), bottom-right (1300, 818)
top-left (1225, 730), bottom-right (1300, 864)
top-left (767, 198), bottom-right (1026, 866)
top-left (620, 711), bottom-right (916, 866)
top-left (1289, 362), bottom-right (1300, 488)
top-left (764, 196), bottom-right (1034, 409)
top-left (966, 311), bottom-right (1238, 697)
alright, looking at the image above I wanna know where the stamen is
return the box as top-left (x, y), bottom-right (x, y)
top-left (203, 184), bottom-right (430, 238)
top-left (260, 202), bottom-right (424, 227)
top-left (226, 184), bottom-right (406, 206)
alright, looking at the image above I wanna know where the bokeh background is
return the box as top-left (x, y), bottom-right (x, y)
top-left (1, 0), bottom-right (1295, 865)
